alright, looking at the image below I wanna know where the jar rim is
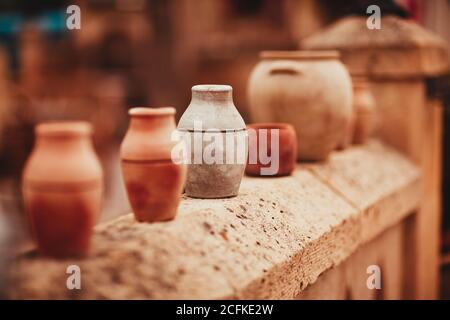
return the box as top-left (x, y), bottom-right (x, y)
top-left (129, 107), bottom-right (176, 117)
top-left (36, 121), bottom-right (92, 137)
top-left (247, 122), bottom-right (294, 131)
top-left (260, 50), bottom-right (340, 60)
top-left (192, 84), bottom-right (232, 92)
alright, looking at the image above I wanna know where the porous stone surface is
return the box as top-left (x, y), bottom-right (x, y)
top-left (9, 141), bottom-right (420, 299)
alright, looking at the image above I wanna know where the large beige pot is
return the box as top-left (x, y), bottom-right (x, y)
top-left (247, 51), bottom-right (353, 161)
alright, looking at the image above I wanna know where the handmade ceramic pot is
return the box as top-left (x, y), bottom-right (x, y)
top-left (247, 50), bottom-right (353, 161)
top-left (120, 107), bottom-right (186, 222)
top-left (0, 205), bottom-right (12, 295)
top-left (246, 123), bottom-right (297, 177)
top-left (336, 114), bottom-right (355, 150)
top-left (177, 85), bottom-right (247, 198)
top-left (22, 122), bottom-right (103, 258)
top-left (352, 78), bottom-right (377, 144)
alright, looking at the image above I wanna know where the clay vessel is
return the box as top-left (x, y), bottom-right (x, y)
top-left (246, 123), bottom-right (297, 176)
top-left (120, 107), bottom-right (186, 222)
top-left (177, 85), bottom-right (247, 198)
top-left (22, 121), bottom-right (103, 258)
top-left (0, 205), bottom-right (13, 294)
top-left (247, 50), bottom-right (353, 161)
top-left (352, 78), bottom-right (377, 144)
top-left (336, 114), bottom-right (355, 150)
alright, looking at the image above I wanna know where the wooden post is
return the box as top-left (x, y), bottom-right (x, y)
top-left (303, 15), bottom-right (449, 299)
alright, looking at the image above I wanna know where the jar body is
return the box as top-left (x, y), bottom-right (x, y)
top-left (22, 122), bottom-right (103, 257)
top-left (247, 51), bottom-right (353, 160)
top-left (120, 107), bottom-right (186, 222)
top-left (246, 123), bottom-right (297, 176)
top-left (178, 85), bottom-right (247, 198)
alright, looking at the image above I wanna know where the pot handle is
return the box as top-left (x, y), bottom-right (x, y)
top-left (268, 62), bottom-right (302, 75)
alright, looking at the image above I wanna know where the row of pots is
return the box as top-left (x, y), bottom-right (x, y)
top-left (21, 50), bottom-right (377, 258)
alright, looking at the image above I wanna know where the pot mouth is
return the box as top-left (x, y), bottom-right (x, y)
top-left (36, 121), bottom-right (92, 137)
top-left (247, 122), bottom-right (294, 130)
top-left (129, 107), bottom-right (176, 117)
top-left (192, 84), bottom-right (232, 92)
top-left (260, 50), bottom-right (340, 60)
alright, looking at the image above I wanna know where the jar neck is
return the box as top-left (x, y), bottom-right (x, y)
top-left (36, 134), bottom-right (92, 152)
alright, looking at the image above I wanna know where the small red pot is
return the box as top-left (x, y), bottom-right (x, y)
top-left (246, 123), bottom-right (297, 177)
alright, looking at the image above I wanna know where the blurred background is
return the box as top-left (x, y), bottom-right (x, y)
top-left (0, 0), bottom-right (449, 298)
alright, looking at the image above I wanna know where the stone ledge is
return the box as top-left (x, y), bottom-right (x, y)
top-left (9, 140), bottom-right (420, 299)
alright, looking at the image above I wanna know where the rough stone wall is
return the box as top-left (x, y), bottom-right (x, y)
top-left (9, 141), bottom-right (419, 299)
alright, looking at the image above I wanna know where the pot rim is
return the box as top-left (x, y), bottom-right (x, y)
top-left (36, 121), bottom-right (92, 137)
top-left (192, 84), bottom-right (232, 92)
top-left (129, 107), bottom-right (176, 117)
top-left (352, 76), bottom-right (371, 89)
top-left (247, 122), bottom-right (295, 131)
top-left (260, 50), bottom-right (340, 60)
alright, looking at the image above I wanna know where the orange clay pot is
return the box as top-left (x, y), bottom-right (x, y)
top-left (22, 122), bottom-right (103, 258)
top-left (120, 107), bottom-right (187, 222)
top-left (352, 78), bottom-right (377, 144)
top-left (246, 123), bottom-right (297, 177)
top-left (336, 107), bottom-right (355, 150)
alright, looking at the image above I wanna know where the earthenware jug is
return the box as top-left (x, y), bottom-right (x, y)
top-left (0, 205), bottom-right (12, 296)
top-left (246, 123), bottom-right (297, 177)
top-left (177, 85), bottom-right (247, 198)
top-left (22, 121), bottom-right (103, 258)
top-left (120, 107), bottom-right (187, 222)
top-left (352, 78), bottom-right (377, 144)
top-left (336, 114), bottom-right (355, 150)
top-left (247, 51), bottom-right (353, 161)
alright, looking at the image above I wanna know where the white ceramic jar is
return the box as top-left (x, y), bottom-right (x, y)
top-left (178, 85), bottom-right (247, 198)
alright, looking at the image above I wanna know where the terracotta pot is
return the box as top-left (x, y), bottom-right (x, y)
top-left (246, 123), bottom-right (297, 176)
top-left (336, 114), bottom-right (355, 150)
top-left (352, 78), bottom-right (377, 144)
top-left (0, 205), bottom-right (12, 295)
top-left (177, 85), bottom-right (247, 198)
top-left (120, 107), bottom-right (186, 222)
top-left (22, 122), bottom-right (103, 258)
top-left (247, 50), bottom-right (353, 161)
